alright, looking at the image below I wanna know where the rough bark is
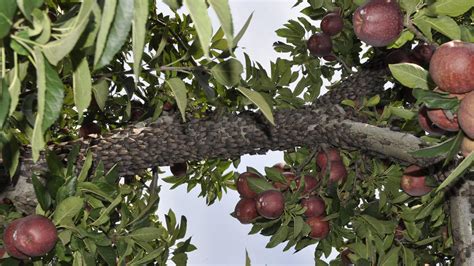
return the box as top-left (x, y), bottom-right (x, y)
top-left (450, 177), bottom-right (474, 266)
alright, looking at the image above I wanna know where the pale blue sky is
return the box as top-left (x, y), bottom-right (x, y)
top-left (157, 1), bottom-right (329, 265)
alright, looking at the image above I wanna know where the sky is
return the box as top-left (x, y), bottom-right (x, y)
top-left (156, 1), bottom-right (331, 265)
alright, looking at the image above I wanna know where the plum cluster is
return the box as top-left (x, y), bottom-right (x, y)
top-left (233, 149), bottom-right (350, 240)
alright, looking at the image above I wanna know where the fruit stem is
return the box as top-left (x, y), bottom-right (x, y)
top-left (334, 55), bottom-right (355, 74)
top-left (295, 146), bottom-right (319, 177)
top-left (404, 19), bottom-right (438, 47)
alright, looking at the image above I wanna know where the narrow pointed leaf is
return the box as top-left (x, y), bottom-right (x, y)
top-left (94, 0), bottom-right (117, 65)
top-left (209, 0), bottom-right (234, 51)
top-left (43, 0), bottom-right (94, 65)
top-left (133, 0), bottom-right (149, 80)
top-left (0, 0), bottom-right (17, 38)
top-left (95, 0), bottom-right (134, 69)
top-left (73, 56), bottom-right (92, 119)
top-left (237, 87), bottom-right (275, 125)
top-left (166, 78), bottom-right (188, 121)
top-left (184, 0), bottom-right (212, 58)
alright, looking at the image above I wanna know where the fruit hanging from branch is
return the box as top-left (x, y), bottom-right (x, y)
top-left (352, 0), bottom-right (404, 47)
top-left (255, 190), bottom-right (285, 219)
top-left (234, 198), bottom-right (259, 224)
top-left (429, 41), bottom-right (474, 94)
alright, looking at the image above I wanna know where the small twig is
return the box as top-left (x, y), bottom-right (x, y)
top-left (150, 166), bottom-right (159, 195)
top-left (295, 146), bottom-right (319, 177)
top-left (404, 19), bottom-right (438, 47)
top-left (334, 55), bottom-right (355, 74)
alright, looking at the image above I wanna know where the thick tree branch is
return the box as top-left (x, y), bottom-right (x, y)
top-left (450, 177), bottom-right (474, 266)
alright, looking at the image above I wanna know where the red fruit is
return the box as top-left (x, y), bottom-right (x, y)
top-left (237, 172), bottom-right (260, 198)
top-left (353, 0), bottom-right (404, 47)
top-left (321, 13), bottom-right (344, 36)
top-left (400, 165), bottom-right (432, 197)
top-left (272, 163), bottom-right (291, 173)
top-left (3, 219), bottom-right (29, 259)
top-left (0, 247), bottom-right (5, 258)
top-left (395, 224), bottom-right (404, 240)
top-left (461, 136), bottom-right (474, 157)
top-left (234, 198), bottom-right (258, 224)
top-left (163, 101), bottom-right (174, 111)
top-left (273, 172), bottom-right (297, 191)
top-left (341, 248), bottom-right (353, 265)
top-left (316, 148), bottom-right (342, 169)
top-left (417, 107), bottom-right (446, 136)
top-left (412, 43), bottom-right (436, 65)
top-left (306, 216), bottom-right (330, 239)
top-left (307, 33), bottom-right (333, 57)
top-left (459, 91), bottom-right (474, 139)
top-left (256, 190), bottom-right (285, 219)
top-left (296, 175), bottom-right (319, 194)
top-left (427, 109), bottom-right (459, 132)
top-left (385, 49), bottom-right (420, 65)
top-left (323, 54), bottom-right (337, 61)
top-left (14, 215), bottom-right (58, 257)
top-left (321, 161), bottom-right (348, 184)
top-left (430, 41), bottom-right (474, 94)
top-left (301, 196), bottom-right (325, 217)
top-left (170, 163), bottom-right (187, 177)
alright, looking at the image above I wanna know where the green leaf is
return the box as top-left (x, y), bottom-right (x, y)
top-left (53, 196), bottom-right (84, 225)
top-left (389, 106), bottom-right (416, 120)
top-left (0, 79), bottom-right (10, 129)
top-left (7, 55), bottom-right (23, 116)
top-left (266, 225), bottom-right (289, 248)
top-left (237, 87), bottom-right (275, 125)
top-left (78, 151), bottom-right (93, 182)
top-left (400, 0), bottom-right (422, 15)
top-left (94, 0), bottom-right (117, 66)
top-left (412, 88), bottom-right (459, 110)
top-left (425, 16), bottom-right (461, 40)
top-left (247, 177), bottom-right (275, 194)
top-left (132, 0), bottom-right (149, 80)
top-left (16, 0), bottom-right (43, 21)
top-left (166, 78), bottom-right (188, 121)
top-left (245, 249), bottom-right (252, 266)
top-left (410, 137), bottom-right (455, 158)
top-left (32, 174), bottom-right (51, 211)
top-left (72, 56), bottom-right (92, 119)
top-left (211, 58), bottom-right (243, 87)
top-left (32, 49), bottom-right (65, 161)
top-left (90, 194), bottom-right (122, 226)
top-left (414, 235), bottom-right (441, 246)
top-left (209, 0), bottom-right (234, 51)
top-left (430, 0), bottom-right (474, 17)
top-left (293, 215), bottom-right (304, 237)
top-left (42, 0), bottom-right (94, 65)
top-left (379, 246), bottom-right (400, 265)
top-left (234, 13), bottom-right (253, 48)
top-left (1, 133), bottom-right (20, 177)
top-left (163, 0), bottom-right (182, 10)
top-left (402, 246), bottom-right (417, 266)
top-left (184, 0), bottom-right (212, 58)
top-left (389, 63), bottom-right (431, 90)
top-left (128, 227), bottom-right (163, 242)
top-left (95, 0), bottom-right (134, 69)
top-left (0, 0), bottom-right (17, 39)
top-left (436, 152), bottom-right (474, 192)
top-left (92, 79), bottom-right (109, 111)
